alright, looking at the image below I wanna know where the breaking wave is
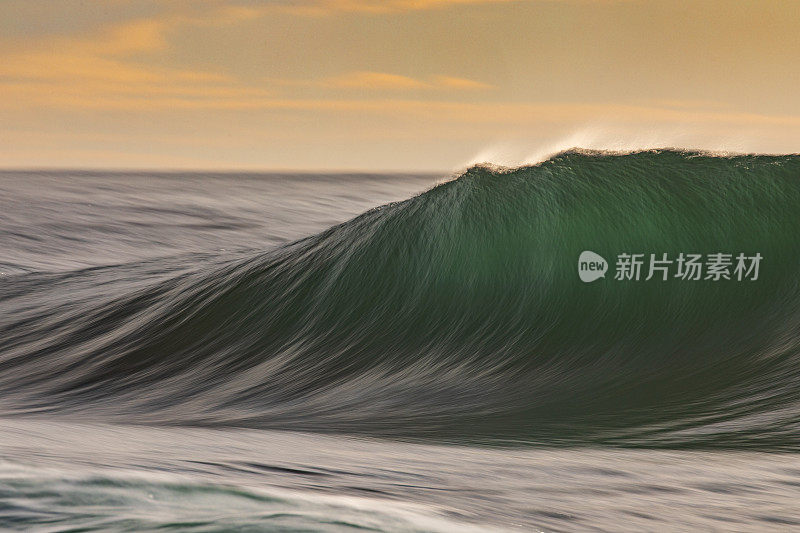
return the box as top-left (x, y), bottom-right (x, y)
top-left (3, 150), bottom-right (800, 448)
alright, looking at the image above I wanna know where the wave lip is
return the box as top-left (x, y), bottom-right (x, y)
top-left (3, 150), bottom-right (800, 448)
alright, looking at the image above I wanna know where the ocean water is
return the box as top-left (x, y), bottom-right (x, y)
top-left (3, 151), bottom-right (800, 531)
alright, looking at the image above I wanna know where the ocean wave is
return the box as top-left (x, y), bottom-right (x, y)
top-left (3, 150), bottom-right (800, 448)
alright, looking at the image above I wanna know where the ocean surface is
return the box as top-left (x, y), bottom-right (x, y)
top-left (3, 151), bottom-right (800, 531)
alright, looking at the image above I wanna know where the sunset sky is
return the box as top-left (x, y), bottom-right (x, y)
top-left (2, 0), bottom-right (799, 170)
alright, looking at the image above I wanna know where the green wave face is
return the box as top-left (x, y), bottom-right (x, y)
top-left (4, 150), bottom-right (800, 448)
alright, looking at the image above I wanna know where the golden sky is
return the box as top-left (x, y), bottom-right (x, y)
top-left (2, 0), bottom-right (799, 170)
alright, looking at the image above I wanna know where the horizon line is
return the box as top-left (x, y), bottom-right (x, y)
top-left (0, 166), bottom-right (453, 175)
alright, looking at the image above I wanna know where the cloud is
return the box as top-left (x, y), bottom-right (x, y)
top-left (274, 0), bottom-right (629, 16)
top-left (0, 5), bottom-right (276, 111)
top-left (315, 71), bottom-right (494, 91)
top-left (432, 76), bottom-right (495, 90)
top-left (6, 75), bottom-right (800, 140)
top-left (281, 0), bottom-right (519, 15)
top-left (0, 0), bottom-right (497, 114)
top-left (325, 71), bottom-right (429, 90)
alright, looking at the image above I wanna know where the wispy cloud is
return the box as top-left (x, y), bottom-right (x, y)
top-left (433, 76), bottom-right (496, 90)
top-left (278, 0), bottom-right (519, 15)
top-left (0, 6), bottom-right (274, 109)
top-left (0, 1), bottom-right (493, 114)
top-left (324, 71), bottom-right (429, 89)
top-left (311, 71), bottom-right (494, 91)
top-left (6, 79), bottom-right (800, 136)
